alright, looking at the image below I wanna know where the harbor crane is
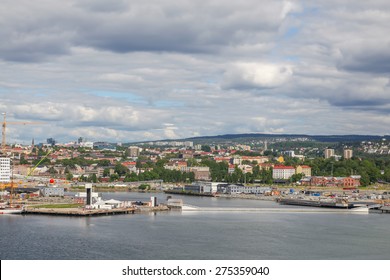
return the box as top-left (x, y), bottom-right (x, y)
top-left (1, 112), bottom-right (45, 154)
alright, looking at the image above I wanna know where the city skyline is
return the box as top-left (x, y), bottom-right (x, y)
top-left (1, 1), bottom-right (390, 144)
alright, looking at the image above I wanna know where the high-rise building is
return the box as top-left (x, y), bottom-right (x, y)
top-left (324, 149), bottom-right (335, 159)
top-left (47, 138), bottom-right (56, 146)
top-left (343, 149), bottom-right (353, 159)
top-left (128, 146), bottom-right (140, 157)
top-left (0, 157), bottom-right (11, 183)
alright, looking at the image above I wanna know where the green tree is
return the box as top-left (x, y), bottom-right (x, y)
top-left (138, 184), bottom-right (150, 190)
top-left (66, 173), bottom-right (73, 181)
top-left (103, 168), bottom-right (110, 177)
top-left (201, 145), bottom-right (211, 152)
top-left (109, 173), bottom-right (119, 182)
top-left (88, 173), bottom-right (97, 183)
top-left (20, 155), bottom-right (29, 164)
top-left (115, 163), bottom-right (128, 176)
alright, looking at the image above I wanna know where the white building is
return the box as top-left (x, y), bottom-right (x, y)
top-left (0, 157), bottom-right (11, 183)
top-left (272, 165), bottom-right (296, 179)
top-left (79, 142), bottom-right (94, 149)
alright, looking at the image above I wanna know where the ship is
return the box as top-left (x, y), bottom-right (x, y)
top-left (0, 202), bottom-right (23, 214)
top-left (278, 197), bottom-right (364, 209)
top-left (0, 207), bottom-right (23, 214)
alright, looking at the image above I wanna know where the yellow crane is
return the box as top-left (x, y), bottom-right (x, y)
top-left (1, 112), bottom-right (45, 154)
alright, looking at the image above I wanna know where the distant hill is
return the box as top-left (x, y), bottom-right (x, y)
top-left (183, 133), bottom-right (387, 143)
top-left (129, 133), bottom-right (388, 145)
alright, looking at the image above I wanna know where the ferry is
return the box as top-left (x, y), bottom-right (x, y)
top-left (278, 197), bottom-right (364, 209)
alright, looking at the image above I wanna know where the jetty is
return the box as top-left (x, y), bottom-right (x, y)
top-left (369, 205), bottom-right (390, 214)
top-left (181, 205), bottom-right (369, 213)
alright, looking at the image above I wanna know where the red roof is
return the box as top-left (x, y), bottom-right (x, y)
top-left (273, 165), bottom-right (295, 169)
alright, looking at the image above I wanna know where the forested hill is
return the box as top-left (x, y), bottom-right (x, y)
top-left (181, 133), bottom-right (387, 143)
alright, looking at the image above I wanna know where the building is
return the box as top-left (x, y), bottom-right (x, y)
top-left (0, 157), bottom-right (11, 183)
top-left (344, 149), bottom-right (353, 159)
top-left (190, 167), bottom-right (210, 181)
top-left (47, 138), bottom-right (56, 146)
top-left (284, 150), bottom-right (295, 157)
top-left (301, 176), bottom-right (361, 187)
top-left (216, 184), bottom-right (272, 195)
top-left (128, 146), bottom-right (140, 157)
top-left (238, 164), bottom-right (253, 174)
top-left (184, 141), bottom-right (193, 147)
top-left (79, 142), bottom-right (94, 149)
top-left (324, 149), bottom-right (335, 159)
top-left (272, 165), bottom-right (295, 179)
top-left (39, 187), bottom-right (65, 197)
top-left (296, 165), bottom-right (312, 177)
top-left (185, 181), bottom-right (223, 194)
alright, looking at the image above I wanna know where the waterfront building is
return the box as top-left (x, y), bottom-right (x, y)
top-left (344, 149), bottom-right (353, 159)
top-left (39, 186), bottom-right (65, 197)
top-left (324, 148), bottom-right (335, 159)
top-left (272, 165), bottom-right (295, 179)
top-left (300, 176), bottom-right (361, 187)
top-left (185, 181), bottom-right (223, 194)
top-left (216, 184), bottom-right (272, 195)
top-left (190, 166), bottom-right (210, 181)
top-left (0, 157), bottom-right (11, 183)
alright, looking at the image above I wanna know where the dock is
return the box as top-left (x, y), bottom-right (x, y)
top-left (369, 206), bottom-right (390, 214)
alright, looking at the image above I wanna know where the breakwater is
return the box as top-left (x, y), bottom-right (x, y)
top-left (181, 205), bottom-right (369, 213)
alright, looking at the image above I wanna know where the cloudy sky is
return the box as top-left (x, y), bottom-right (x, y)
top-left (1, 0), bottom-right (390, 144)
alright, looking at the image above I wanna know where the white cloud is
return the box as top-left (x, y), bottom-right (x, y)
top-left (222, 62), bottom-right (293, 90)
top-left (1, 0), bottom-right (390, 143)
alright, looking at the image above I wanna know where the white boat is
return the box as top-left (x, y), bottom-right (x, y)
top-left (0, 207), bottom-right (23, 214)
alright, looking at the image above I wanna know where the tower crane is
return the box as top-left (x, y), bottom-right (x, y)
top-left (1, 112), bottom-right (45, 154)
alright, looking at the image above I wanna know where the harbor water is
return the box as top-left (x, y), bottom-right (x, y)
top-left (1, 192), bottom-right (390, 260)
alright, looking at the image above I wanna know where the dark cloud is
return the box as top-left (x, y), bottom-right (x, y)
top-left (338, 46), bottom-right (390, 74)
top-left (0, 0), bottom-right (288, 62)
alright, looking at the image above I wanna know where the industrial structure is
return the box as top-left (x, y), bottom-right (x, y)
top-left (1, 112), bottom-right (44, 154)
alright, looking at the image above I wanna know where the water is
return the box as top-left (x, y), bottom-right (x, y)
top-left (1, 192), bottom-right (390, 260)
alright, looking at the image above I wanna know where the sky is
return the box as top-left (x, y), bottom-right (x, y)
top-left (1, 0), bottom-right (390, 144)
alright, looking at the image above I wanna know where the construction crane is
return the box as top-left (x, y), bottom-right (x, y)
top-left (1, 112), bottom-right (45, 154)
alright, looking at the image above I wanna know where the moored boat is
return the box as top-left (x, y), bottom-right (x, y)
top-left (278, 197), bottom-right (356, 209)
top-left (0, 207), bottom-right (23, 214)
